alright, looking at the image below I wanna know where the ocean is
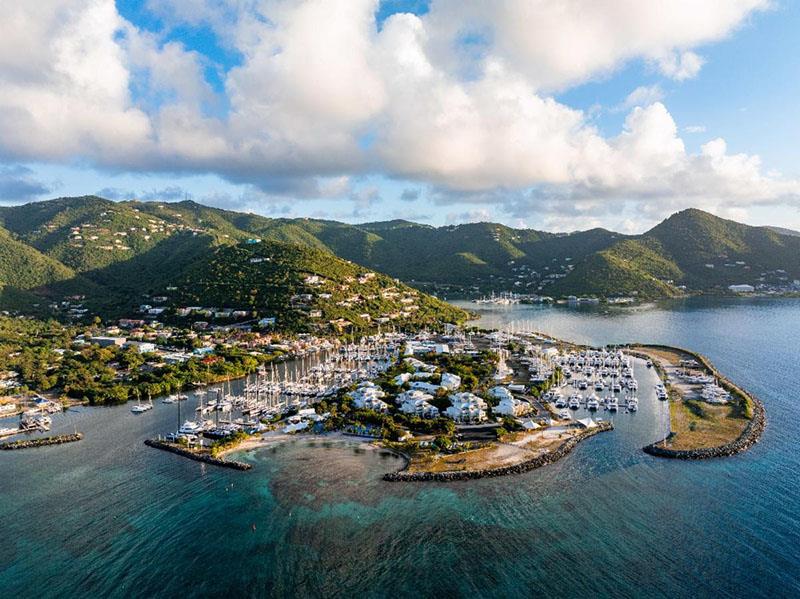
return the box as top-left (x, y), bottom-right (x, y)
top-left (2, 296), bottom-right (798, 598)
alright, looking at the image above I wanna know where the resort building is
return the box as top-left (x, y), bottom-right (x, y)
top-left (397, 390), bottom-right (439, 418)
top-left (445, 392), bottom-right (488, 423)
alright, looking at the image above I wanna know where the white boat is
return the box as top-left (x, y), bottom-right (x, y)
top-left (558, 409), bottom-right (570, 420)
top-left (607, 396), bottom-right (618, 411)
top-left (554, 395), bottom-right (567, 408)
top-left (162, 395), bottom-right (177, 404)
top-left (646, 360), bottom-right (653, 368)
top-left (587, 394), bottom-right (600, 410)
top-left (131, 402), bottom-right (152, 413)
top-left (178, 420), bottom-right (204, 435)
top-left (627, 398), bottom-right (638, 411)
top-left (568, 393), bottom-right (581, 409)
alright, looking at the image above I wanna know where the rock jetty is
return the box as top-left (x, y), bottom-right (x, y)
top-left (643, 396), bottom-right (766, 459)
top-left (0, 433), bottom-right (83, 450)
top-left (144, 439), bottom-right (253, 470)
top-left (384, 421), bottom-right (612, 482)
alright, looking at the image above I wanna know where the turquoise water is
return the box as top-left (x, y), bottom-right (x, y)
top-left (2, 297), bottom-right (799, 597)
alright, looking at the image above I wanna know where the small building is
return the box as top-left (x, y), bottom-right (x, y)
top-left (125, 341), bottom-right (156, 354)
top-left (91, 336), bottom-right (126, 348)
top-left (728, 284), bottom-right (755, 293)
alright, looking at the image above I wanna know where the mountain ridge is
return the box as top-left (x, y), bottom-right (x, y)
top-left (0, 197), bottom-right (797, 323)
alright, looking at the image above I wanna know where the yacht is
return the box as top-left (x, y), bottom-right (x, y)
top-left (554, 395), bottom-right (567, 409)
top-left (646, 360), bottom-right (653, 369)
top-left (627, 379), bottom-right (638, 391)
top-left (606, 396), bottom-right (618, 411)
top-left (594, 380), bottom-right (605, 391)
top-left (131, 401), bottom-right (152, 413)
top-left (627, 397), bottom-right (639, 411)
top-left (162, 395), bottom-right (177, 404)
top-left (577, 379), bottom-right (588, 390)
top-left (611, 380), bottom-right (622, 393)
top-left (558, 409), bottom-right (570, 420)
top-left (568, 393), bottom-right (581, 409)
top-left (586, 394), bottom-right (600, 410)
top-left (178, 420), bottom-right (204, 435)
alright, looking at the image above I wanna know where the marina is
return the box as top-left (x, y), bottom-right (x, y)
top-left (0, 297), bottom-right (796, 597)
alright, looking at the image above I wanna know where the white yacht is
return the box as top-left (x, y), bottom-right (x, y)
top-left (131, 401), bottom-right (152, 413)
top-left (162, 395), bottom-right (177, 404)
top-left (568, 393), bottom-right (581, 409)
top-left (606, 396), bottom-right (619, 411)
top-left (178, 420), bottom-right (204, 435)
top-left (554, 395), bottom-right (567, 409)
top-left (558, 409), bottom-right (570, 420)
top-left (627, 397), bottom-right (639, 411)
top-left (586, 394), bottom-right (600, 410)
top-left (594, 380), bottom-right (605, 391)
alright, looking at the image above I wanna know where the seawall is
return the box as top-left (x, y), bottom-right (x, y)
top-left (144, 439), bottom-right (253, 470)
top-left (0, 433), bottom-right (83, 450)
top-left (384, 421), bottom-right (612, 482)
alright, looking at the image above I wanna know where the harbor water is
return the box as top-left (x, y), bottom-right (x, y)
top-left (1, 297), bottom-right (798, 597)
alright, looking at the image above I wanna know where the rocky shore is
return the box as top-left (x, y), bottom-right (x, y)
top-left (384, 421), bottom-right (613, 482)
top-left (643, 395), bottom-right (766, 459)
top-left (0, 433), bottom-right (83, 450)
top-left (144, 439), bottom-right (253, 470)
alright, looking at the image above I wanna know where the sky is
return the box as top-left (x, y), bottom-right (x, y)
top-left (1, 0), bottom-right (799, 233)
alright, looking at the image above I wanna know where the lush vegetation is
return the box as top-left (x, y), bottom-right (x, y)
top-left (0, 316), bottom-right (279, 405)
top-left (1, 198), bottom-right (798, 313)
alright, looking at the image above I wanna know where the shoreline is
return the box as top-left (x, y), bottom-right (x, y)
top-left (383, 422), bottom-right (613, 482)
top-left (218, 430), bottom-right (385, 459)
top-left (628, 344), bottom-right (766, 459)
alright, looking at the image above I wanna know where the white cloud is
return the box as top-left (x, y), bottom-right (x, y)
top-left (684, 125), bottom-right (707, 134)
top-left (621, 85), bottom-right (665, 110)
top-left (0, 0), bottom-right (793, 228)
top-left (655, 50), bottom-right (705, 80)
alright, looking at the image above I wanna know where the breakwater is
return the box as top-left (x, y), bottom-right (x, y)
top-left (0, 433), bottom-right (83, 450)
top-left (631, 343), bottom-right (767, 459)
top-left (384, 422), bottom-right (613, 482)
top-left (643, 396), bottom-right (766, 459)
top-left (144, 439), bottom-right (252, 470)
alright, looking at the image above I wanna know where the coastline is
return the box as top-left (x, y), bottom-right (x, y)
top-left (383, 422), bottom-right (613, 482)
top-left (629, 344), bottom-right (766, 459)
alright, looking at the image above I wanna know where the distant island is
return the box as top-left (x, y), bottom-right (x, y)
top-left (0, 197), bottom-right (797, 333)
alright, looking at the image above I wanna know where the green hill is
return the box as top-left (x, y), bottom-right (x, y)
top-left (551, 209), bottom-right (800, 296)
top-left (0, 197), bottom-right (797, 316)
top-left (161, 239), bottom-right (468, 331)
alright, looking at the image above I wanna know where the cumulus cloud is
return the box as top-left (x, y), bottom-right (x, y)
top-left (0, 0), bottom-right (793, 227)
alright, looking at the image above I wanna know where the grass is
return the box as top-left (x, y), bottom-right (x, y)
top-left (632, 344), bottom-right (753, 450)
top-left (668, 398), bottom-right (748, 450)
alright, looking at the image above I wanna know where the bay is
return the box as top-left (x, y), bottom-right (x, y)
top-left (2, 296), bottom-right (798, 598)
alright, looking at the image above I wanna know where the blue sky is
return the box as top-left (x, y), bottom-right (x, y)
top-left (1, 0), bottom-right (798, 232)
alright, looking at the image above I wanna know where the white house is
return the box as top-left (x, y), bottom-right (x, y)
top-left (397, 390), bottom-right (439, 419)
top-left (440, 372), bottom-right (461, 390)
top-left (445, 392), bottom-right (487, 423)
top-left (393, 372), bottom-right (412, 386)
top-left (349, 382), bottom-right (389, 412)
top-left (493, 396), bottom-right (530, 417)
top-left (489, 386), bottom-right (514, 402)
top-left (409, 381), bottom-right (440, 394)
